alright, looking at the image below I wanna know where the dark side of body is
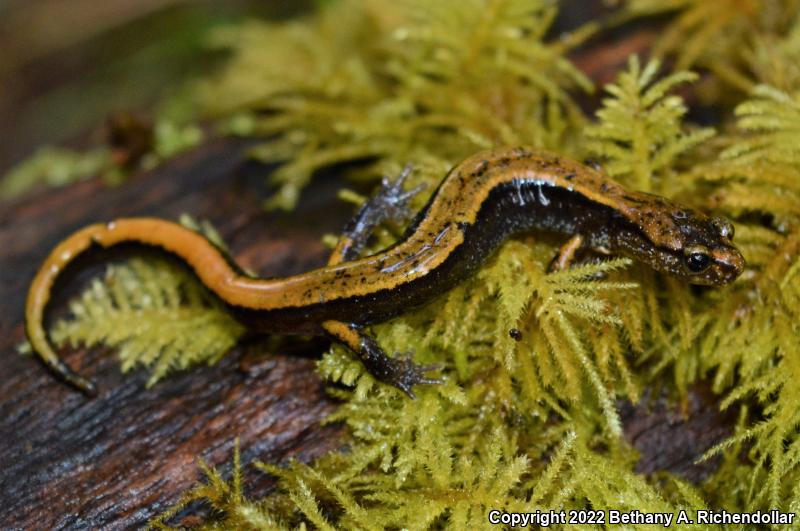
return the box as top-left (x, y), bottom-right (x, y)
top-left (26, 147), bottom-right (745, 398)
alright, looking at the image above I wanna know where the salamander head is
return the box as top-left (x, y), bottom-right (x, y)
top-left (627, 200), bottom-right (745, 286)
top-left (671, 212), bottom-right (744, 285)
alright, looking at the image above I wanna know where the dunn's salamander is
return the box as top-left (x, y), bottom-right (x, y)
top-left (25, 147), bottom-right (745, 397)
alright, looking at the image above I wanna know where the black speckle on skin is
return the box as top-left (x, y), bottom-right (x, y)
top-left (584, 158), bottom-right (603, 171)
top-left (600, 183), bottom-right (610, 193)
top-left (623, 194), bottom-right (650, 205)
top-left (564, 173), bottom-right (575, 181)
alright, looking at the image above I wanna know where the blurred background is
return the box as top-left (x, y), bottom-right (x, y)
top-left (0, 0), bottom-right (605, 178)
top-left (0, 0), bottom-right (317, 175)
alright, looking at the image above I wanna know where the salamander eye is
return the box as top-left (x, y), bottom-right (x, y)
top-left (684, 245), bottom-right (712, 273)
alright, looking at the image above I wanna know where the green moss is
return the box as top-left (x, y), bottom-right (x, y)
top-left (584, 56), bottom-right (715, 194)
top-left (0, 117), bottom-right (204, 199)
top-left (15, 0), bottom-right (800, 527)
top-left (190, 0), bottom-right (593, 209)
top-left (0, 147), bottom-right (111, 200)
top-left (624, 0), bottom-right (800, 94)
top-left (48, 217), bottom-right (244, 386)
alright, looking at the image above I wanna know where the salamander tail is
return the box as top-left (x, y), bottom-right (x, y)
top-left (25, 218), bottom-right (245, 395)
top-left (25, 223), bottom-right (113, 396)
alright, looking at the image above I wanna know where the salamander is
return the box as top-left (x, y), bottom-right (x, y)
top-left (25, 146), bottom-right (745, 397)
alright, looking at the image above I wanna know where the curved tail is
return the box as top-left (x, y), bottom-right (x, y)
top-left (25, 218), bottom-right (241, 395)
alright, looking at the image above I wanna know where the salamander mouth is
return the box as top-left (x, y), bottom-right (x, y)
top-left (688, 250), bottom-right (745, 286)
top-left (689, 275), bottom-right (726, 286)
top-left (712, 248), bottom-right (745, 283)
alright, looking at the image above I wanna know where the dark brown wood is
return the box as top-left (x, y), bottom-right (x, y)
top-left (0, 140), bottom-right (350, 530)
top-left (620, 384), bottom-right (737, 483)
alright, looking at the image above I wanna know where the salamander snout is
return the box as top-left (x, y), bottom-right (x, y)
top-left (696, 246), bottom-right (745, 285)
top-left (678, 215), bottom-right (745, 285)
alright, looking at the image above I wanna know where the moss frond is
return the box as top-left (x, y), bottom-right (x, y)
top-left (698, 86), bottom-right (800, 236)
top-left (150, 120), bottom-right (204, 163)
top-left (623, 0), bottom-right (800, 93)
top-left (155, 425), bottom-right (719, 530)
top-left (195, 0), bottom-right (593, 209)
top-left (745, 17), bottom-right (800, 92)
top-left (584, 55), bottom-right (714, 193)
top-left (682, 84), bottom-right (800, 512)
top-left (696, 231), bottom-right (800, 510)
top-left (51, 254), bottom-right (245, 387)
top-left (0, 147), bottom-right (111, 200)
top-left (178, 213), bottom-right (231, 253)
top-left (0, 116), bottom-right (203, 200)
top-left (722, 85), bottom-right (800, 168)
top-left (149, 440), bottom-right (287, 530)
top-left (522, 257), bottom-right (639, 435)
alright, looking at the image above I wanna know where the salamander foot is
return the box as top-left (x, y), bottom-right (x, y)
top-left (371, 164), bottom-right (426, 226)
top-left (331, 164), bottom-right (426, 264)
top-left (377, 354), bottom-right (443, 399)
top-left (322, 321), bottom-right (443, 398)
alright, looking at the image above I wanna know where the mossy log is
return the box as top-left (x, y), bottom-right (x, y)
top-left (0, 32), bottom-right (734, 531)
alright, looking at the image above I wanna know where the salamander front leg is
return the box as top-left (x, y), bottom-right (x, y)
top-left (548, 234), bottom-right (584, 272)
top-left (322, 320), bottom-right (442, 398)
top-left (548, 234), bottom-right (613, 279)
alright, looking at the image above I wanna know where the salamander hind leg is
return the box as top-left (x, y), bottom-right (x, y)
top-left (330, 164), bottom-right (425, 263)
top-left (322, 320), bottom-right (442, 399)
